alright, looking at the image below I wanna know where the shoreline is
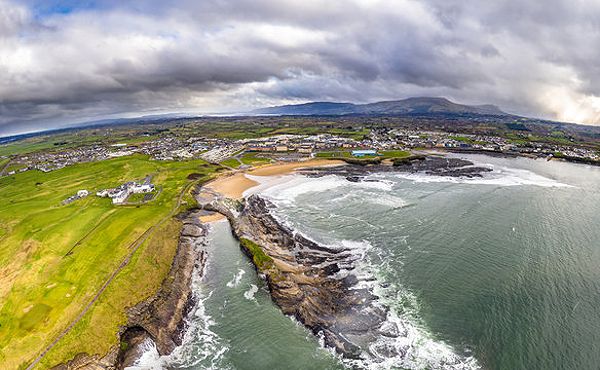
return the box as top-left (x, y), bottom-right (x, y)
top-left (203, 158), bottom-right (346, 200)
top-left (194, 152), bottom-right (512, 363)
top-left (51, 150), bottom-right (586, 368)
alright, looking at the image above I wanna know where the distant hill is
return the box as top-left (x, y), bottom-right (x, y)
top-left (252, 97), bottom-right (508, 117)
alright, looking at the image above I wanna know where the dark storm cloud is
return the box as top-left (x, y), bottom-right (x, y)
top-left (2, 0), bottom-right (600, 136)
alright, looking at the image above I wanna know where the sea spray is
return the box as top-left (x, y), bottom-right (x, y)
top-left (226, 268), bottom-right (246, 288)
top-left (243, 284), bottom-right (259, 301)
top-left (256, 173), bottom-right (482, 369)
top-left (393, 165), bottom-right (573, 188)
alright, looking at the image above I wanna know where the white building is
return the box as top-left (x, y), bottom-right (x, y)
top-left (111, 190), bottom-right (129, 204)
top-left (131, 184), bottom-right (155, 193)
top-left (97, 180), bottom-right (156, 204)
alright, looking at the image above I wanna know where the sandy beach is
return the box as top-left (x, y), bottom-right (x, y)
top-left (198, 212), bottom-right (226, 223)
top-left (204, 159), bottom-right (345, 199)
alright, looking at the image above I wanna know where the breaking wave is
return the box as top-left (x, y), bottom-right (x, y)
top-left (394, 165), bottom-right (573, 188)
top-left (124, 338), bottom-right (161, 370)
top-left (247, 174), bottom-right (395, 205)
top-left (251, 171), bottom-right (486, 369)
top-left (332, 236), bottom-right (481, 370)
top-left (165, 288), bottom-right (230, 369)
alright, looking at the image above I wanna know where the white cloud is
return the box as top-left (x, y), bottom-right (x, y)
top-left (1, 0), bottom-right (600, 135)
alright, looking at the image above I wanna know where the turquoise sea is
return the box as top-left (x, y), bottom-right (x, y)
top-left (130, 155), bottom-right (600, 369)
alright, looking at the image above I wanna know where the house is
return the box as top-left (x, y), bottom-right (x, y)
top-left (298, 145), bottom-right (313, 154)
top-left (112, 190), bottom-right (129, 204)
top-left (96, 189), bottom-right (109, 197)
top-left (131, 184), bottom-right (154, 193)
top-left (97, 179), bottom-right (156, 205)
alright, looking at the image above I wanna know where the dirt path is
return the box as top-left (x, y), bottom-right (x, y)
top-left (26, 182), bottom-right (194, 370)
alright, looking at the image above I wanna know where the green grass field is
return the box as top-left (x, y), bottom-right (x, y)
top-left (239, 152), bottom-right (272, 166)
top-left (0, 154), bottom-right (218, 369)
top-left (219, 157), bottom-right (242, 168)
top-left (315, 150), bottom-right (353, 158)
top-left (219, 152), bottom-right (271, 169)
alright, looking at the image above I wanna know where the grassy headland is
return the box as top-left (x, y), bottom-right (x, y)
top-left (0, 154), bottom-right (218, 369)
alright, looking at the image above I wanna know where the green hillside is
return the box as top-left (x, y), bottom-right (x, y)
top-left (0, 154), bottom-right (218, 369)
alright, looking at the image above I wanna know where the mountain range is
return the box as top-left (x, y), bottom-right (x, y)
top-left (252, 97), bottom-right (508, 117)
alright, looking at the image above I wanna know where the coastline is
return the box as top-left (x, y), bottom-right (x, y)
top-left (59, 152), bottom-right (492, 368)
top-left (203, 158), bottom-right (346, 199)
top-left (52, 211), bottom-right (209, 370)
top-left (78, 159), bottom-right (347, 367)
top-left (196, 153), bottom-right (495, 363)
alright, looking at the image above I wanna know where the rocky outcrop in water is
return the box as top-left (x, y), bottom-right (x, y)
top-left (213, 195), bottom-right (387, 359)
top-left (199, 155), bottom-right (493, 361)
top-left (299, 154), bottom-right (492, 180)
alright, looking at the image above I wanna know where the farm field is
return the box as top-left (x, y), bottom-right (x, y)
top-left (0, 154), bottom-right (218, 369)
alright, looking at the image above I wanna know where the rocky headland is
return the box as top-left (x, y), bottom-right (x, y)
top-left (299, 155), bottom-right (492, 181)
top-left (205, 194), bottom-right (387, 358)
top-left (56, 153), bottom-right (493, 368)
top-left (199, 154), bottom-right (493, 360)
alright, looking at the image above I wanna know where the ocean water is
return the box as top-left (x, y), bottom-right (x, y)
top-left (132, 155), bottom-right (600, 369)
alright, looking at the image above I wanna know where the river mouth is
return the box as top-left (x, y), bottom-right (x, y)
top-left (133, 154), bottom-right (600, 370)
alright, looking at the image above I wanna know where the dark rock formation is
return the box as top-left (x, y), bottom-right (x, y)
top-left (392, 156), bottom-right (492, 177)
top-left (299, 154), bottom-right (492, 179)
top-left (118, 327), bottom-right (154, 368)
top-left (222, 195), bottom-right (388, 359)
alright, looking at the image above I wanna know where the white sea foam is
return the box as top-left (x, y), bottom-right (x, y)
top-left (242, 167), bottom-right (497, 369)
top-left (368, 193), bottom-right (409, 208)
top-left (226, 268), bottom-right (246, 288)
top-left (243, 284), bottom-right (259, 300)
top-left (166, 290), bottom-right (230, 369)
top-left (337, 260), bottom-right (481, 370)
top-left (250, 174), bottom-right (400, 205)
top-left (395, 165), bottom-right (573, 188)
top-left (344, 308), bottom-right (480, 370)
top-left (124, 338), bottom-right (162, 370)
top-left (257, 175), bottom-right (348, 203)
top-left (134, 224), bottom-right (231, 370)
top-left (264, 206), bottom-right (481, 369)
top-left (127, 289), bottom-right (229, 370)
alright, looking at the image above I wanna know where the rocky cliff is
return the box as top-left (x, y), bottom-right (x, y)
top-left (212, 195), bottom-right (388, 359)
top-left (53, 211), bottom-right (209, 370)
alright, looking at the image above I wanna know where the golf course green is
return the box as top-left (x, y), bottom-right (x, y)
top-left (0, 154), bottom-right (218, 369)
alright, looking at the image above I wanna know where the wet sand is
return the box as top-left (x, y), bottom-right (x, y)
top-left (205, 159), bottom-right (345, 199)
top-left (205, 173), bottom-right (258, 199)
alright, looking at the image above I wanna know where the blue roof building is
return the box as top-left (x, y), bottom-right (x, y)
top-left (352, 149), bottom-right (377, 157)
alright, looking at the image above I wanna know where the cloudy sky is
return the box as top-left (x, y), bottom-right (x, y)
top-left (2, 0), bottom-right (600, 136)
